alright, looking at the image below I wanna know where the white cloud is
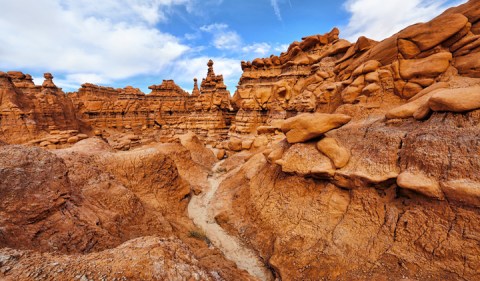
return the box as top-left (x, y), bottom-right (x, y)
top-left (242, 43), bottom-right (272, 56)
top-left (200, 23), bottom-right (286, 57)
top-left (270, 0), bottom-right (282, 21)
top-left (200, 23), bottom-right (229, 32)
top-left (213, 32), bottom-right (243, 50)
top-left (343, 0), bottom-right (467, 41)
top-left (0, 0), bottom-right (197, 90)
top-left (274, 44), bottom-right (289, 53)
top-left (200, 23), bottom-right (243, 50)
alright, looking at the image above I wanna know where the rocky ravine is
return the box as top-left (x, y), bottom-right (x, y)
top-left (1, 0), bottom-right (480, 280)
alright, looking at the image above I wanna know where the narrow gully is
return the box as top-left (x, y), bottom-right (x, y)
top-left (187, 160), bottom-right (274, 281)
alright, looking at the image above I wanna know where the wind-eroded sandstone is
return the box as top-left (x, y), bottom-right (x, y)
top-left (1, 0), bottom-right (480, 280)
top-left (0, 139), bottom-right (253, 280)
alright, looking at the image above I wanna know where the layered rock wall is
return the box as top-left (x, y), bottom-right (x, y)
top-left (231, 0), bottom-right (480, 136)
top-left (0, 72), bottom-right (80, 143)
top-left (69, 60), bottom-right (233, 144)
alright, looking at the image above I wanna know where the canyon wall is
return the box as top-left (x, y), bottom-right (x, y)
top-left (0, 72), bottom-right (80, 143)
top-left (1, 0), bottom-right (480, 280)
top-left (212, 0), bottom-right (480, 279)
top-left (69, 59), bottom-right (234, 145)
top-left (0, 60), bottom-right (234, 146)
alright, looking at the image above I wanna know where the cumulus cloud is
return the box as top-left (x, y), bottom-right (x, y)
top-left (199, 23), bottom-right (288, 57)
top-left (343, 0), bottom-right (467, 41)
top-left (0, 0), bottom-right (197, 90)
top-left (242, 43), bottom-right (273, 56)
top-left (200, 23), bottom-right (243, 50)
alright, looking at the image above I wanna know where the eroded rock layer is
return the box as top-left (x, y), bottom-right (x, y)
top-left (69, 60), bottom-right (233, 144)
top-left (0, 72), bottom-right (80, 143)
top-left (210, 1), bottom-right (480, 279)
top-left (1, 0), bottom-right (480, 280)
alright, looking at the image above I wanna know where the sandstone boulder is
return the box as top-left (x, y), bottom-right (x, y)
top-left (397, 171), bottom-right (444, 199)
top-left (454, 52), bottom-right (480, 78)
top-left (386, 85), bottom-right (447, 119)
top-left (178, 132), bottom-right (217, 168)
top-left (228, 138), bottom-right (243, 151)
top-left (281, 113), bottom-right (352, 143)
top-left (429, 85), bottom-right (480, 112)
top-left (441, 180), bottom-right (480, 208)
top-left (399, 52), bottom-right (452, 80)
top-left (276, 143), bottom-right (335, 178)
top-left (399, 13), bottom-right (469, 51)
top-left (316, 137), bottom-right (350, 168)
top-left (67, 136), bottom-right (79, 144)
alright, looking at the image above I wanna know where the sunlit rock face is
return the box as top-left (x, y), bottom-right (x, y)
top-left (0, 72), bottom-right (80, 143)
top-left (1, 1), bottom-right (480, 280)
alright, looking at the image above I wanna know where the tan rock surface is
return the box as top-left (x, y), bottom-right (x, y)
top-left (316, 137), bottom-right (350, 168)
top-left (276, 143), bottom-right (335, 177)
top-left (429, 85), bottom-right (480, 112)
top-left (399, 52), bottom-right (452, 80)
top-left (281, 113), bottom-right (352, 143)
top-left (397, 171), bottom-right (444, 199)
top-left (0, 141), bottom-right (254, 280)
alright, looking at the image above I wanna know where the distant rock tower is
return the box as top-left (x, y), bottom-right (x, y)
top-left (200, 59), bottom-right (228, 95)
top-left (192, 78), bottom-right (200, 96)
top-left (42, 73), bottom-right (57, 88)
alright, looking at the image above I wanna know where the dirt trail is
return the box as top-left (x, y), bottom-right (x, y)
top-left (188, 161), bottom-right (274, 281)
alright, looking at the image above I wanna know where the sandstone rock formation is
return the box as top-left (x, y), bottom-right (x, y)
top-left (1, 0), bottom-right (480, 280)
top-left (209, 1), bottom-right (480, 280)
top-left (0, 72), bottom-right (80, 143)
top-left (0, 139), bottom-right (253, 280)
top-left (68, 60), bottom-right (233, 146)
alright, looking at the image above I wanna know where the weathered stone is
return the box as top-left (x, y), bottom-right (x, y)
top-left (399, 52), bottom-right (452, 80)
top-left (228, 138), bottom-right (243, 151)
top-left (398, 39), bottom-right (421, 59)
top-left (454, 52), bottom-right (480, 78)
top-left (399, 13), bottom-right (469, 51)
top-left (276, 143), bottom-right (335, 177)
top-left (281, 113), bottom-right (352, 143)
top-left (397, 171), bottom-right (444, 199)
top-left (441, 180), bottom-right (480, 208)
top-left (429, 85), bottom-right (480, 112)
top-left (316, 137), bottom-right (350, 168)
top-left (386, 87), bottom-right (444, 119)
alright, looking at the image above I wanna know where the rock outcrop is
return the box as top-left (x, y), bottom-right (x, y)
top-left (68, 60), bottom-right (234, 146)
top-left (1, 0), bottom-right (480, 280)
top-left (208, 1), bottom-right (480, 280)
top-left (0, 139), bottom-right (253, 280)
top-left (0, 72), bottom-right (80, 143)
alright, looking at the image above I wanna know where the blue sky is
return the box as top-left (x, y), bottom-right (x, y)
top-left (0, 0), bottom-right (465, 94)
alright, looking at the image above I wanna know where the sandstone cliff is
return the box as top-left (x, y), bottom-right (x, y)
top-left (1, 0), bottom-right (480, 280)
top-left (211, 0), bottom-right (480, 279)
top-left (68, 60), bottom-right (234, 145)
top-left (0, 72), bottom-right (80, 143)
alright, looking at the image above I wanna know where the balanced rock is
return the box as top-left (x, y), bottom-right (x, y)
top-left (281, 113), bottom-right (352, 143)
